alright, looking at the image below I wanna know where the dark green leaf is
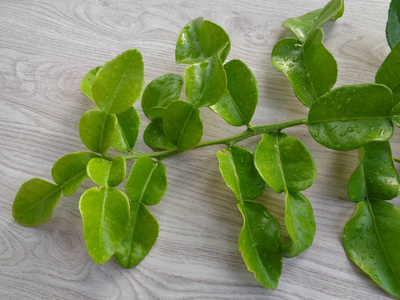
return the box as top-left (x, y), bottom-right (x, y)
top-left (348, 165), bottom-right (366, 203)
top-left (308, 84), bottom-right (394, 150)
top-left (51, 152), bottom-right (99, 196)
top-left (254, 133), bottom-right (316, 193)
top-left (343, 200), bottom-right (400, 298)
top-left (141, 74), bottom-right (183, 120)
top-left (210, 59), bottom-right (258, 126)
top-left (79, 187), bottom-right (130, 264)
top-left (125, 156), bottom-right (167, 206)
top-left (175, 17), bottom-right (230, 64)
top-left (143, 120), bottom-right (176, 150)
top-left (237, 200), bottom-right (282, 289)
top-left (92, 49), bottom-right (144, 114)
top-left (79, 109), bottom-right (117, 154)
top-left (112, 107), bottom-right (141, 153)
top-left (185, 55), bottom-right (227, 108)
top-left (387, 0), bottom-right (400, 49)
top-left (13, 178), bottom-right (62, 226)
top-left (282, 192), bottom-right (315, 257)
top-left (271, 28), bottom-right (337, 107)
top-left (392, 102), bottom-right (400, 127)
top-left (80, 66), bottom-right (101, 101)
top-left (163, 100), bottom-right (203, 151)
top-left (87, 156), bottom-right (126, 187)
top-left (217, 146), bottom-right (265, 201)
top-left (114, 201), bottom-right (159, 268)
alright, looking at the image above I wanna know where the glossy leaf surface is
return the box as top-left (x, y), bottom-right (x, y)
top-left (283, 192), bottom-right (315, 257)
top-left (52, 152), bottom-right (99, 196)
top-left (79, 187), bottom-right (130, 264)
top-left (143, 121), bottom-right (176, 150)
top-left (254, 133), bottom-right (316, 193)
top-left (13, 178), bottom-right (62, 226)
top-left (112, 107), bottom-right (141, 153)
top-left (87, 156), bottom-right (126, 187)
top-left (238, 200), bottom-right (282, 289)
top-left (185, 55), bottom-right (227, 108)
top-left (217, 146), bottom-right (265, 201)
top-left (392, 102), bottom-right (400, 127)
top-left (141, 74), bottom-right (183, 120)
top-left (125, 156), bottom-right (167, 206)
top-left (210, 59), bottom-right (258, 126)
top-left (163, 100), bottom-right (203, 151)
top-left (271, 28), bottom-right (337, 107)
top-left (80, 66), bottom-right (101, 101)
top-left (308, 84), bottom-right (393, 150)
top-left (114, 202), bottom-right (159, 268)
top-left (387, 0), bottom-right (400, 49)
top-left (343, 200), bottom-right (400, 298)
top-left (92, 49), bottom-right (144, 114)
top-left (176, 17), bottom-right (230, 64)
top-left (79, 109), bottom-right (117, 154)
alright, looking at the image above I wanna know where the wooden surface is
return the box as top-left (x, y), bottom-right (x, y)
top-left (1, 0), bottom-right (399, 299)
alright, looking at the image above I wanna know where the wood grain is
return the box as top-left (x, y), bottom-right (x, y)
top-left (1, 0), bottom-right (399, 299)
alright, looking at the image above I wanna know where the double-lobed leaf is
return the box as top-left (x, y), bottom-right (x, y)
top-left (112, 107), bottom-right (141, 153)
top-left (308, 84), bottom-right (394, 151)
top-left (210, 59), bottom-right (258, 126)
top-left (387, 0), bottom-right (400, 49)
top-left (80, 66), bottom-right (101, 101)
top-left (143, 121), bottom-right (176, 150)
top-left (87, 156), bottom-right (126, 187)
top-left (176, 17), bottom-right (230, 64)
top-left (392, 102), bottom-right (400, 127)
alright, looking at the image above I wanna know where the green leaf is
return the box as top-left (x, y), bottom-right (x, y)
top-left (125, 156), bottom-right (167, 206)
top-left (87, 156), bottom-right (126, 187)
top-left (343, 200), bottom-right (400, 298)
top-left (283, 0), bottom-right (344, 42)
top-left (175, 17), bottom-right (230, 64)
top-left (387, 0), bottom-right (400, 49)
top-left (254, 133), bottom-right (316, 193)
top-left (348, 142), bottom-right (400, 202)
top-left (114, 201), bottom-right (159, 268)
top-left (163, 100), bottom-right (203, 151)
top-left (282, 192), bottom-right (316, 258)
top-left (392, 102), bottom-right (400, 127)
top-left (237, 200), bottom-right (282, 289)
top-left (376, 42), bottom-right (400, 106)
top-left (79, 187), bottom-right (130, 264)
top-left (143, 120), bottom-right (176, 150)
top-left (210, 59), bottom-right (258, 126)
top-left (112, 107), bottom-right (141, 153)
top-left (141, 74), bottom-right (183, 120)
top-left (80, 66), bottom-right (101, 101)
top-left (13, 178), bottom-right (62, 226)
top-left (92, 49), bottom-right (144, 114)
top-left (185, 55), bottom-right (227, 108)
top-left (79, 109), bottom-right (117, 154)
top-left (217, 146), bottom-right (265, 201)
top-left (308, 84), bottom-right (394, 151)
top-left (51, 152), bottom-right (99, 196)
top-left (271, 28), bottom-right (337, 107)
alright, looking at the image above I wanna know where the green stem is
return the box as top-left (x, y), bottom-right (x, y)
top-left (124, 118), bottom-right (308, 160)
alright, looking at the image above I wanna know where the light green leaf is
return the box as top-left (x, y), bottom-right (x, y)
top-left (376, 42), bottom-right (400, 106)
top-left (343, 200), bottom-right (400, 298)
top-left (282, 192), bottom-right (315, 258)
top-left (13, 178), bottom-right (62, 226)
top-left (87, 156), bottom-right (126, 187)
top-left (79, 187), bottom-right (130, 264)
top-left (175, 17), bottom-right (230, 64)
top-left (51, 152), bottom-right (99, 196)
top-left (210, 59), bottom-right (258, 126)
top-left (79, 109), bottom-right (117, 154)
top-left (143, 120), bottom-right (176, 150)
top-left (112, 107), bottom-right (141, 153)
top-left (185, 55), bottom-right (227, 108)
top-left (114, 202), bottom-right (159, 268)
top-left (386, 0), bottom-right (400, 49)
top-left (163, 100), bottom-right (203, 151)
top-left (308, 84), bottom-right (394, 150)
top-left (125, 156), bottom-right (167, 206)
top-left (217, 146), bottom-right (265, 201)
top-left (80, 66), bottom-right (101, 101)
top-left (141, 74), bottom-right (183, 120)
top-left (237, 200), bottom-right (282, 289)
top-left (271, 28), bottom-right (337, 107)
top-left (92, 49), bottom-right (144, 114)
top-left (254, 133), bottom-right (316, 193)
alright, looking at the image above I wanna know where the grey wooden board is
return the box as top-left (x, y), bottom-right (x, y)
top-left (1, 0), bottom-right (399, 299)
